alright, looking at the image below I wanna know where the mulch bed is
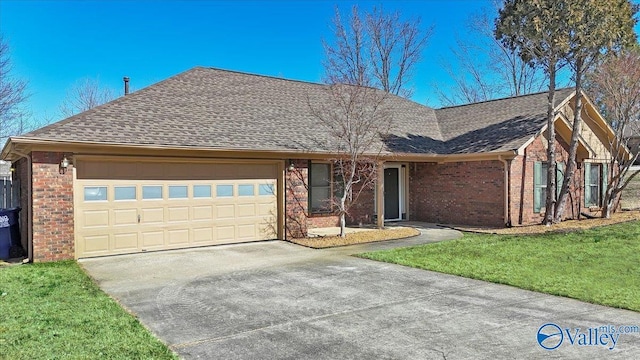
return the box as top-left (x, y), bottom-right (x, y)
top-left (447, 210), bottom-right (640, 235)
top-left (289, 227), bottom-right (421, 248)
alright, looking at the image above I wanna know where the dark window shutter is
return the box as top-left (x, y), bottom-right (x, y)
top-left (556, 162), bottom-right (564, 197)
top-left (584, 162), bottom-right (591, 207)
top-left (602, 163), bottom-right (608, 206)
top-left (534, 161), bottom-right (542, 213)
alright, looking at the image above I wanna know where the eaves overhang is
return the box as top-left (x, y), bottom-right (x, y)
top-left (2, 137), bottom-right (518, 164)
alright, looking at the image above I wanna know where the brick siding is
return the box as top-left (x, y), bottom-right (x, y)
top-left (409, 160), bottom-right (505, 227)
top-left (510, 134), bottom-right (585, 225)
top-left (284, 160), bottom-right (375, 238)
top-left (31, 152), bottom-right (74, 262)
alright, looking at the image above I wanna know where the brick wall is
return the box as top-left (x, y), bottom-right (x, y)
top-left (409, 161), bottom-right (505, 227)
top-left (31, 152), bottom-right (74, 262)
top-left (510, 134), bottom-right (585, 225)
top-left (284, 160), bottom-right (375, 238)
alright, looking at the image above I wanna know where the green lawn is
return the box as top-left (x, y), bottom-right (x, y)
top-left (358, 221), bottom-right (640, 312)
top-left (0, 261), bottom-right (177, 359)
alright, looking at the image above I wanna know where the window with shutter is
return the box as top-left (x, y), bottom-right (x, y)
top-left (584, 163), bottom-right (602, 207)
top-left (534, 162), bottom-right (547, 213)
top-left (534, 161), bottom-right (564, 213)
top-left (309, 162), bottom-right (333, 213)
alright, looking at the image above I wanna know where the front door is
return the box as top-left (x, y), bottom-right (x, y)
top-left (384, 168), bottom-right (400, 220)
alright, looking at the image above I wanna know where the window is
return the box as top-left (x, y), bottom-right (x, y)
top-left (533, 162), bottom-right (565, 213)
top-left (114, 186), bottom-right (136, 201)
top-left (216, 185), bottom-right (233, 197)
top-left (585, 163), bottom-right (607, 207)
top-left (142, 185), bottom-right (163, 200)
top-left (259, 184), bottom-right (274, 196)
top-left (84, 186), bottom-right (107, 201)
top-left (193, 185), bottom-right (212, 198)
top-left (168, 185), bottom-right (188, 199)
top-left (310, 163), bottom-right (332, 213)
top-left (238, 184), bottom-right (254, 196)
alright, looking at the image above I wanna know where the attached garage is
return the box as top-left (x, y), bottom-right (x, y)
top-left (74, 157), bottom-right (281, 258)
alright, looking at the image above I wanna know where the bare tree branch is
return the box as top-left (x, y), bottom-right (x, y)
top-left (309, 83), bottom-right (392, 236)
top-left (323, 5), bottom-right (432, 97)
top-left (0, 36), bottom-right (30, 143)
top-left (585, 49), bottom-right (640, 218)
top-left (59, 77), bottom-right (115, 118)
top-left (436, 2), bottom-right (547, 106)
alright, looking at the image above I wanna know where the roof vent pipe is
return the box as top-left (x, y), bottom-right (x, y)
top-left (123, 76), bottom-right (130, 95)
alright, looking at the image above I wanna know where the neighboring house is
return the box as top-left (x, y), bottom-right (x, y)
top-left (0, 67), bottom-right (624, 262)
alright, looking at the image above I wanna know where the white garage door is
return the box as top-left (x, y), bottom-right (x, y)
top-left (74, 159), bottom-right (279, 258)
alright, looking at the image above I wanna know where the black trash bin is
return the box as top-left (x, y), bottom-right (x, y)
top-left (0, 207), bottom-right (21, 260)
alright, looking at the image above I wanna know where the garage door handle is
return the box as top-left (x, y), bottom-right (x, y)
top-left (137, 214), bottom-right (141, 223)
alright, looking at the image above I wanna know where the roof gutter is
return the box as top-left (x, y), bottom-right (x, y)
top-left (498, 155), bottom-right (512, 227)
top-left (3, 137), bottom-right (519, 163)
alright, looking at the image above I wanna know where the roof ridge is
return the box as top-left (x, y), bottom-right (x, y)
top-left (436, 87), bottom-right (574, 110)
top-left (199, 66), bottom-right (330, 88)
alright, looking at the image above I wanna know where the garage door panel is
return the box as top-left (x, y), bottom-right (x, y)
top-left (257, 203), bottom-right (276, 216)
top-left (83, 210), bottom-right (109, 227)
top-left (168, 207), bottom-right (189, 222)
top-left (76, 160), bottom-right (279, 258)
top-left (142, 208), bottom-right (164, 223)
top-left (193, 227), bottom-right (214, 243)
top-left (216, 205), bottom-right (235, 219)
top-left (84, 234), bottom-right (110, 252)
top-left (217, 226), bottom-right (235, 241)
top-left (142, 231), bottom-right (165, 248)
top-left (259, 228), bottom-right (276, 240)
top-left (168, 229), bottom-right (189, 245)
top-left (237, 224), bottom-right (256, 239)
top-left (193, 206), bottom-right (213, 220)
top-left (114, 209), bottom-right (137, 225)
top-left (237, 204), bottom-right (256, 217)
top-left (114, 233), bottom-right (138, 251)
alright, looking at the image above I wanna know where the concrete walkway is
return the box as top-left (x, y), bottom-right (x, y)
top-left (81, 224), bottom-right (640, 359)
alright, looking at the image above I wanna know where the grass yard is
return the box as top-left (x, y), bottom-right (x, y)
top-left (358, 221), bottom-right (640, 312)
top-left (0, 261), bottom-right (176, 359)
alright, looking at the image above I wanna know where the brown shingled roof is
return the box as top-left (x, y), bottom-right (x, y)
top-left (435, 88), bottom-right (575, 154)
top-left (18, 67), bottom-right (575, 156)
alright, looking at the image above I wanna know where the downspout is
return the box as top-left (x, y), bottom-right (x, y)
top-left (12, 149), bottom-right (32, 263)
top-left (283, 160), bottom-right (288, 240)
top-left (498, 155), bottom-right (512, 227)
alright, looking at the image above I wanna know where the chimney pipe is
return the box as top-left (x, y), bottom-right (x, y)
top-left (123, 76), bottom-right (130, 95)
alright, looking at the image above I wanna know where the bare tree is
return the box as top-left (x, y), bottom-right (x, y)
top-left (0, 36), bottom-right (29, 143)
top-left (310, 84), bottom-right (392, 237)
top-left (317, 5), bottom-right (429, 236)
top-left (585, 49), bottom-right (640, 218)
top-left (437, 3), bottom-right (547, 106)
top-left (59, 77), bottom-right (115, 118)
top-left (323, 5), bottom-right (432, 97)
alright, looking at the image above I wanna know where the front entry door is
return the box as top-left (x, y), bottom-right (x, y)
top-left (384, 168), bottom-right (400, 220)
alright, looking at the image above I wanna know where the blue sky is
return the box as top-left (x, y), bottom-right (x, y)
top-left (1, 0), bottom-right (638, 124)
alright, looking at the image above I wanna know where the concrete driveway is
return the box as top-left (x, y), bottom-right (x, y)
top-left (81, 224), bottom-right (640, 359)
